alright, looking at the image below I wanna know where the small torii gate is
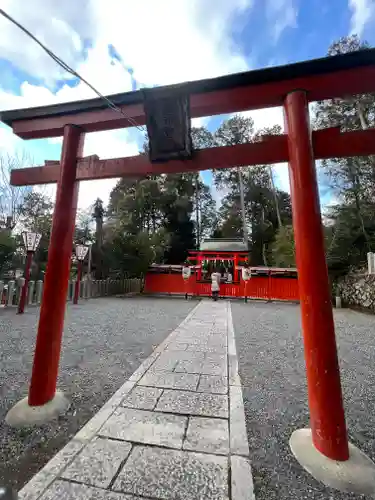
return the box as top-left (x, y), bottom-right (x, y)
top-left (3, 49), bottom-right (375, 493)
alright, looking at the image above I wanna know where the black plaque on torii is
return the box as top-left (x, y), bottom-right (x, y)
top-left (142, 87), bottom-right (192, 163)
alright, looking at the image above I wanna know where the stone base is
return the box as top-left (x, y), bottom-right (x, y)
top-left (290, 428), bottom-right (375, 495)
top-left (5, 391), bottom-right (70, 427)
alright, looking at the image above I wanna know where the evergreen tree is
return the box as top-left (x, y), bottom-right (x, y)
top-left (315, 34), bottom-right (375, 271)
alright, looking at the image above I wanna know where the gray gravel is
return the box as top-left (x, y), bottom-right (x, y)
top-left (233, 301), bottom-right (375, 500)
top-left (0, 296), bottom-right (195, 490)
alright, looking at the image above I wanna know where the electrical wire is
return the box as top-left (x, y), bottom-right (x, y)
top-left (0, 8), bottom-right (145, 132)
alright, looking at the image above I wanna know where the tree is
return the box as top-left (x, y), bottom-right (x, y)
top-left (195, 180), bottom-right (216, 244)
top-left (18, 191), bottom-right (54, 277)
top-left (0, 151), bottom-right (33, 229)
top-left (191, 127), bottom-right (215, 247)
top-left (161, 173), bottom-right (196, 263)
top-left (104, 227), bottom-right (169, 278)
top-left (214, 115), bottom-right (255, 244)
top-left (0, 230), bottom-right (16, 276)
top-left (253, 125), bottom-right (284, 228)
top-left (325, 202), bottom-right (375, 273)
top-left (91, 198), bottom-right (105, 278)
top-left (315, 35), bottom-right (375, 271)
top-left (217, 193), bottom-right (244, 238)
top-left (271, 226), bottom-right (296, 268)
top-left (212, 115), bottom-right (293, 265)
top-left (75, 209), bottom-right (94, 244)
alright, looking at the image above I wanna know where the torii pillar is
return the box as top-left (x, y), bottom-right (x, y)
top-left (6, 124), bottom-right (84, 426)
top-left (284, 90), bottom-right (375, 494)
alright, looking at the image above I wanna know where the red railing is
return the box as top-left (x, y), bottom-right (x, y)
top-left (144, 272), bottom-right (299, 301)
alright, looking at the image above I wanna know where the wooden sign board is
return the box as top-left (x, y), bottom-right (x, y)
top-left (143, 88), bottom-right (192, 162)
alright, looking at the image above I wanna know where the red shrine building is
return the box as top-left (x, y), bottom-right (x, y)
top-left (144, 238), bottom-right (298, 300)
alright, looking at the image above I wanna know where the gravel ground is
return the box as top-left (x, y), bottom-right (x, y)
top-left (233, 301), bottom-right (375, 500)
top-left (0, 296), bottom-right (195, 490)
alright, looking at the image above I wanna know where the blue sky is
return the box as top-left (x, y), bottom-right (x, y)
top-left (0, 0), bottom-right (374, 209)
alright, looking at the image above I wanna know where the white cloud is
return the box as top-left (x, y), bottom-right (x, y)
top-left (0, 76), bottom-right (140, 209)
top-left (90, 0), bottom-right (252, 86)
top-left (0, 0), bottom-right (96, 84)
top-left (265, 0), bottom-right (298, 41)
top-left (0, 0), bottom-right (255, 209)
top-left (244, 106), bottom-right (284, 131)
top-left (0, 0), bottom-right (252, 89)
top-left (0, 123), bottom-right (21, 151)
top-left (348, 0), bottom-right (375, 36)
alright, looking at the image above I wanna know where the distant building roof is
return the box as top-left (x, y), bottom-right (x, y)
top-left (199, 238), bottom-right (248, 252)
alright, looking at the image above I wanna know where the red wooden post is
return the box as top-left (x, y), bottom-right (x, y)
top-left (267, 270), bottom-right (271, 302)
top-left (284, 90), bottom-right (349, 461)
top-left (18, 251), bottom-right (33, 314)
top-left (73, 261), bottom-right (83, 305)
top-left (233, 254), bottom-right (238, 281)
top-left (197, 254), bottom-right (202, 280)
top-left (28, 125), bottom-right (84, 407)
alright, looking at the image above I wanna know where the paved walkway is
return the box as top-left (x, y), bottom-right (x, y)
top-left (19, 300), bottom-right (253, 500)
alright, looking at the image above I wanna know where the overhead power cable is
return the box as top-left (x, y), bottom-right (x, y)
top-left (0, 8), bottom-right (145, 132)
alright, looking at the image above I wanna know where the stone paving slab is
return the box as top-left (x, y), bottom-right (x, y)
top-left (164, 342), bottom-right (189, 351)
top-left (99, 408), bottom-right (187, 449)
top-left (187, 344), bottom-right (228, 353)
top-left (183, 416), bottom-right (229, 455)
top-left (113, 445), bottom-right (229, 500)
top-left (174, 359), bottom-right (228, 376)
top-left (138, 370), bottom-right (199, 390)
top-left (39, 480), bottom-right (136, 499)
top-left (61, 437), bottom-right (131, 488)
top-left (121, 386), bottom-right (162, 410)
top-left (156, 389), bottom-right (229, 417)
top-left (18, 300), bottom-right (253, 500)
top-left (197, 375), bottom-right (228, 394)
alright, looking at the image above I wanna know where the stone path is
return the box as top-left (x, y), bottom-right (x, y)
top-left (18, 300), bottom-right (253, 500)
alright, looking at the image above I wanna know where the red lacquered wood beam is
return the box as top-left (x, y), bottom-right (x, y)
top-left (312, 127), bottom-right (375, 158)
top-left (10, 127), bottom-right (375, 186)
top-left (9, 66), bottom-right (375, 139)
top-left (10, 138), bottom-right (288, 185)
top-left (11, 103), bottom-right (145, 139)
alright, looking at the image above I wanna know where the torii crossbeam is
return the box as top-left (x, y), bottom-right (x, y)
top-left (3, 49), bottom-right (375, 493)
top-left (9, 127), bottom-right (375, 185)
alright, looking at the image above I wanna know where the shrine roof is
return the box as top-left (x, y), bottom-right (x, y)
top-left (1, 48), bottom-right (375, 126)
top-left (198, 238), bottom-right (248, 252)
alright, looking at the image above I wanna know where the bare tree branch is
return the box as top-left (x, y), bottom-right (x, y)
top-left (0, 149), bottom-right (34, 229)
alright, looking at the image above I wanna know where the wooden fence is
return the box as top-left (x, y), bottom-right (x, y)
top-left (0, 278), bottom-right (141, 308)
top-left (144, 272), bottom-right (299, 302)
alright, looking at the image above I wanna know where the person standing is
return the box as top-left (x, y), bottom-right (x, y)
top-left (182, 262), bottom-right (192, 300)
top-left (211, 268), bottom-right (221, 301)
top-left (242, 262), bottom-right (251, 302)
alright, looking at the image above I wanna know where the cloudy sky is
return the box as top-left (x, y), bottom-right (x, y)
top-left (0, 0), bottom-right (374, 209)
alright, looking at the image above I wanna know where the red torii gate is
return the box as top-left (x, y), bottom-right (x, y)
top-left (3, 49), bottom-right (375, 492)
